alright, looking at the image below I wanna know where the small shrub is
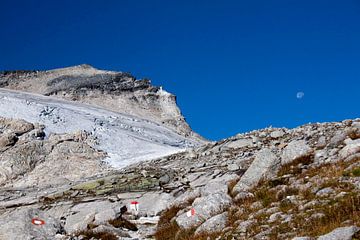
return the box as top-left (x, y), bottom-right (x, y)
top-left (279, 199), bottom-right (295, 213)
top-left (300, 188), bottom-right (315, 200)
top-left (254, 187), bottom-right (277, 207)
top-left (352, 167), bottom-right (360, 177)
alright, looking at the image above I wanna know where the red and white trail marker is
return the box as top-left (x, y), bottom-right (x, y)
top-left (130, 201), bottom-right (139, 215)
top-left (186, 208), bottom-right (196, 217)
top-left (31, 218), bottom-right (45, 226)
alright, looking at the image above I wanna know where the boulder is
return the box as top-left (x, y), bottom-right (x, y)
top-left (0, 132), bottom-right (17, 150)
top-left (281, 140), bottom-right (312, 165)
top-left (339, 139), bottom-right (360, 160)
top-left (223, 139), bottom-right (253, 149)
top-left (270, 130), bottom-right (285, 139)
top-left (200, 173), bottom-right (239, 196)
top-left (0, 208), bottom-right (61, 240)
top-left (64, 200), bottom-right (117, 233)
top-left (131, 192), bottom-right (175, 217)
top-left (232, 148), bottom-right (279, 194)
top-left (0, 118), bottom-right (34, 135)
top-left (175, 193), bottom-right (232, 229)
top-left (329, 131), bottom-right (347, 147)
top-left (195, 212), bottom-right (228, 234)
top-left (317, 226), bottom-right (359, 240)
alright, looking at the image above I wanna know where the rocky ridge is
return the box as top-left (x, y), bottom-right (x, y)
top-left (0, 116), bottom-right (359, 239)
top-left (0, 65), bottom-right (202, 140)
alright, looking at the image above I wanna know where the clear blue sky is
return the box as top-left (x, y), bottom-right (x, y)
top-left (1, 0), bottom-right (359, 140)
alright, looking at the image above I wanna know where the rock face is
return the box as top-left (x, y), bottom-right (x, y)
top-left (0, 117), bottom-right (106, 188)
top-left (0, 65), bottom-right (202, 140)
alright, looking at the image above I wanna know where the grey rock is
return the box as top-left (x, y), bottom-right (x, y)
top-left (317, 136), bottom-right (327, 148)
top-left (233, 148), bottom-right (280, 194)
top-left (281, 140), bottom-right (312, 165)
top-left (64, 201), bottom-right (117, 233)
top-left (176, 193), bottom-right (232, 229)
top-left (292, 237), bottom-right (312, 240)
top-left (268, 212), bottom-right (283, 223)
top-left (0, 208), bottom-right (61, 240)
top-left (223, 138), bottom-right (253, 149)
top-left (270, 130), bottom-right (285, 139)
top-left (195, 212), bottom-right (228, 234)
top-left (316, 187), bottom-right (334, 197)
top-left (317, 226), bottom-right (359, 240)
top-left (339, 139), bottom-right (360, 159)
top-left (314, 149), bottom-right (328, 163)
top-left (227, 163), bottom-right (240, 171)
top-left (134, 192), bottom-right (175, 216)
top-left (200, 173), bottom-right (239, 196)
top-left (235, 219), bottom-right (255, 233)
top-left (329, 131), bottom-right (347, 147)
top-left (0, 132), bottom-right (17, 150)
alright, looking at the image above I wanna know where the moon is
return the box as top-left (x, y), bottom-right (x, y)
top-left (296, 92), bottom-right (304, 99)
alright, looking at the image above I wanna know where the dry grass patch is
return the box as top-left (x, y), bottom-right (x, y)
top-left (292, 193), bottom-right (360, 237)
top-left (277, 154), bottom-right (314, 177)
top-left (75, 229), bottom-right (117, 240)
top-left (108, 216), bottom-right (138, 231)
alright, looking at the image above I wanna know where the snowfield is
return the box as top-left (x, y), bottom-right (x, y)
top-left (0, 89), bottom-right (200, 168)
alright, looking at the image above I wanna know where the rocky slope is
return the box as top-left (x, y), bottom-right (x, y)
top-left (0, 64), bottom-right (202, 140)
top-left (0, 116), bottom-right (359, 239)
top-left (0, 65), bottom-right (359, 240)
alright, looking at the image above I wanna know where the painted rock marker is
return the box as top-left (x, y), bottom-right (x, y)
top-left (186, 208), bottom-right (196, 217)
top-left (31, 218), bottom-right (45, 226)
top-left (130, 201), bottom-right (139, 215)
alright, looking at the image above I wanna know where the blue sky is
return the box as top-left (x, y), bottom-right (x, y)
top-left (1, 0), bottom-right (359, 140)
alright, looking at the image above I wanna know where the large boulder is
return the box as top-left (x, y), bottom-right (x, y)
top-left (232, 148), bottom-right (279, 194)
top-left (64, 200), bottom-right (118, 233)
top-left (200, 173), bottom-right (239, 196)
top-left (317, 226), bottom-right (359, 240)
top-left (131, 192), bottom-right (175, 217)
top-left (0, 117), bottom-right (34, 135)
top-left (0, 208), bottom-right (61, 240)
top-left (195, 212), bottom-right (228, 234)
top-left (339, 139), bottom-right (360, 160)
top-left (223, 138), bottom-right (253, 149)
top-left (175, 193), bottom-right (232, 229)
top-left (0, 132), bottom-right (17, 150)
top-left (281, 140), bottom-right (312, 165)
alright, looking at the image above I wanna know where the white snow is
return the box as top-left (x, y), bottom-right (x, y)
top-left (0, 89), bottom-right (200, 168)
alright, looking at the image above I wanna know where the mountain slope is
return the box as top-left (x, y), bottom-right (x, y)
top-left (0, 88), bottom-right (200, 168)
top-left (0, 64), bottom-right (203, 140)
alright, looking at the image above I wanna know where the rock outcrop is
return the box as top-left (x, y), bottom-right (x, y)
top-left (0, 65), bottom-right (203, 140)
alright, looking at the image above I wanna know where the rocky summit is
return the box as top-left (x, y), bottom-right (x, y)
top-left (0, 65), bottom-right (359, 240)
